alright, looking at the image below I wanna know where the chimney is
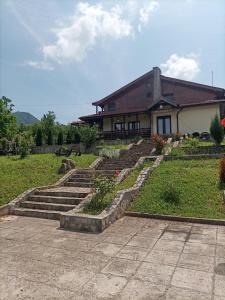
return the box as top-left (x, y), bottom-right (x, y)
top-left (153, 67), bottom-right (161, 101)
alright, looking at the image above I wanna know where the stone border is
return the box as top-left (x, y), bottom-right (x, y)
top-left (165, 153), bottom-right (224, 161)
top-left (125, 211), bottom-right (225, 226)
top-left (60, 144), bottom-right (167, 233)
top-left (0, 156), bottom-right (102, 216)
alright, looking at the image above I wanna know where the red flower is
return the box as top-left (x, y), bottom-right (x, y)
top-left (221, 118), bottom-right (225, 128)
top-left (114, 170), bottom-right (120, 177)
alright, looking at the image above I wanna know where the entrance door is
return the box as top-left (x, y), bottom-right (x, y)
top-left (157, 116), bottom-right (171, 135)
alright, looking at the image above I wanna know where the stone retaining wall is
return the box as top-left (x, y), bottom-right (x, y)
top-left (165, 153), bottom-right (224, 161)
top-left (184, 145), bottom-right (225, 155)
top-left (60, 154), bottom-right (165, 233)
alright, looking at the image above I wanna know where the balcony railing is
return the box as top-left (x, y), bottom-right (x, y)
top-left (98, 128), bottom-right (151, 139)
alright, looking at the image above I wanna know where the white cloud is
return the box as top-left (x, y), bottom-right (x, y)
top-left (161, 53), bottom-right (200, 80)
top-left (43, 3), bottom-right (133, 63)
top-left (25, 60), bottom-right (54, 71)
top-left (138, 0), bottom-right (159, 32)
top-left (22, 1), bottom-right (159, 69)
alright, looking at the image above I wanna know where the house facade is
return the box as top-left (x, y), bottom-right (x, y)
top-left (76, 67), bottom-right (225, 139)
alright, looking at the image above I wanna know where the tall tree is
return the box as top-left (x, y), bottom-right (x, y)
top-left (0, 96), bottom-right (17, 140)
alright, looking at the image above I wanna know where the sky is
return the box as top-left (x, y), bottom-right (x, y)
top-left (0, 0), bottom-right (225, 124)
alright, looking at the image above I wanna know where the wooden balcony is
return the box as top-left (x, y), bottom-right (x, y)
top-left (98, 128), bottom-right (151, 140)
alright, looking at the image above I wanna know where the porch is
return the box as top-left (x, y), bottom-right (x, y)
top-left (98, 128), bottom-right (151, 140)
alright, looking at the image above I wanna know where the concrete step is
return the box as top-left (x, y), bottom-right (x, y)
top-left (13, 208), bottom-right (61, 220)
top-left (69, 177), bottom-right (92, 183)
top-left (28, 195), bottom-right (82, 205)
top-left (35, 190), bottom-right (89, 198)
top-left (64, 182), bottom-right (93, 188)
top-left (20, 201), bottom-right (75, 212)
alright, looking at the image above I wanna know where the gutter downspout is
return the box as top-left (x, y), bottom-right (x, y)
top-left (176, 106), bottom-right (183, 133)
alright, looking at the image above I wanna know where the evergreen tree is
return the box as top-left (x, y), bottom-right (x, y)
top-left (47, 129), bottom-right (53, 145)
top-left (57, 131), bottom-right (64, 145)
top-left (210, 114), bottom-right (224, 145)
top-left (35, 127), bottom-right (43, 146)
top-left (66, 130), bottom-right (72, 144)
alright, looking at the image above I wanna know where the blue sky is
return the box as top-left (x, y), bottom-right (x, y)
top-left (0, 0), bottom-right (225, 123)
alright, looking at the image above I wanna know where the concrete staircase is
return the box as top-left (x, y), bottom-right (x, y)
top-left (13, 140), bottom-right (153, 220)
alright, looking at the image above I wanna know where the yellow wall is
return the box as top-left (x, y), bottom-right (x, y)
top-left (103, 104), bottom-right (220, 134)
top-left (179, 104), bottom-right (220, 134)
top-left (151, 109), bottom-right (177, 134)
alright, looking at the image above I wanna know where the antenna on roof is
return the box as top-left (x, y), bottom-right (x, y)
top-left (211, 70), bottom-right (214, 86)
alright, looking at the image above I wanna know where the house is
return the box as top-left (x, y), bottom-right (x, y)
top-left (75, 67), bottom-right (225, 139)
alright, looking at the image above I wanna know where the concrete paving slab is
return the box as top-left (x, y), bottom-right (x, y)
top-left (0, 216), bottom-right (224, 299)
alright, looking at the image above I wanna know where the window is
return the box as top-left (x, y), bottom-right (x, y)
top-left (108, 102), bottom-right (116, 111)
top-left (114, 123), bottom-right (125, 131)
top-left (157, 116), bottom-right (171, 135)
top-left (128, 122), bottom-right (140, 131)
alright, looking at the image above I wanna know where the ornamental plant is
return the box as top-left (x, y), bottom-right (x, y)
top-left (210, 114), bottom-right (224, 145)
top-left (152, 134), bottom-right (166, 154)
top-left (219, 157), bottom-right (225, 184)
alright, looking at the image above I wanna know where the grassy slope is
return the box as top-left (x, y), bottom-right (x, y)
top-left (0, 154), bottom-right (97, 206)
top-left (130, 159), bottom-right (225, 219)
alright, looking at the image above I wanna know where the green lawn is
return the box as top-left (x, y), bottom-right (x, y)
top-left (0, 154), bottom-right (97, 206)
top-left (130, 159), bottom-right (225, 219)
top-left (83, 161), bottom-right (153, 215)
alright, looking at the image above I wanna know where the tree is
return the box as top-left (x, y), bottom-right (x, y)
top-left (0, 96), bottom-right (17, 140)
top-left (47, 129), bottom-right (53, 145)
top-left (79, 125), bottom-right (97, 149)
top-left (210, 114), bottom-right (224, 145)
top-left (57, 131), bottom-right (64, 145)
top-left (41, 111), bottom-right (56, 143)
top-left (18, 132), bottom-right (33, 159)
top-left (35, 127), bottom-right (43, 146)
top-left (73, 128), bottom-right (81, 144)
top-left (66, 130), bottom-right (72, 144)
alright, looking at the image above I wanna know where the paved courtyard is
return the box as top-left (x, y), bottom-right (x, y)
top-left (0, 215), bottom-right (225, 299)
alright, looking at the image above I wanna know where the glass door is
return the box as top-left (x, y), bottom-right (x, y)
top-left (157, 116), bottom-right (171, 135)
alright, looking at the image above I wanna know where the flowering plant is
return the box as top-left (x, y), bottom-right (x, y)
top-left (152, 134), bottom-right (166, 154)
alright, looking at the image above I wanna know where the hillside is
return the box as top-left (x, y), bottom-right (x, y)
top-left (13, 111), bottom-right (39, 124)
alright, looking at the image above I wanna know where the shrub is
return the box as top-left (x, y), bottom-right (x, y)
top-left (18, 133), bottom-right (33, 159)
top-left (152, 134), bottom-right (165, 154)
top-left (171, 147), bottom-right (185, 157)
top-left (99, 147), bottom-right (120, 158)
top-left (57, 131), bottom-right (64, 145)
top-left (87, 176), bottom-right (115, 210)
top-left (210, 115), bottom-right (224, 145)
top-left (219, 158), bottom-right (225, 183)
top-left (189, 138), bottom-right (199, 148)
top-left (162, 183), bottom-right (180, 204)
top-left (35, 128), bottom-right (43, 146)
top-left (47, 129), bottom-right (53, 145)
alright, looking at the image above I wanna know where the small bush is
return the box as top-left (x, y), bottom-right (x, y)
top-left (18, 133), bottom-right (33, 159)
top-left (99, 147), bottom-right (120, 158)
top-left (219, 158), bottom-right (225, 184)
top-left (162, 183), bottom-right (180, 204)
top-left (171, 147), bottom-right (185, 157)
top-left (189, 138), bottom-right (199, 148)
top-left (210, 114), bottom-right (224, 145)
top-left (57, 131), bottom-right (64, 145)
top-left (87, 176), bottom-right (115, 210)
top-left (152, 134), bottom-right (165, 154)
top-left (79, 125), bottom-right (97, 149)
